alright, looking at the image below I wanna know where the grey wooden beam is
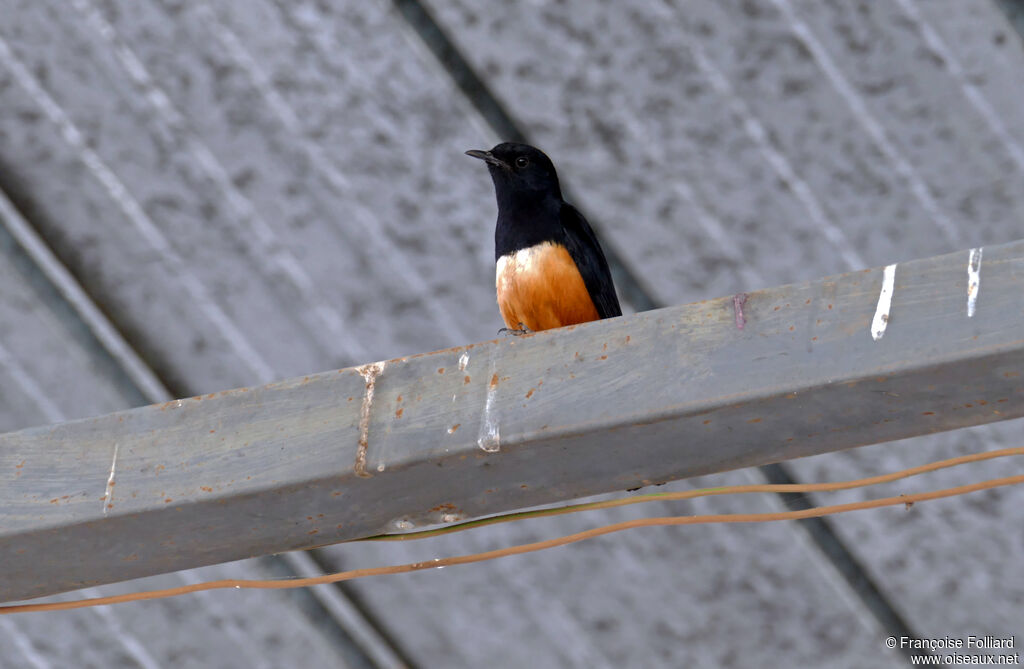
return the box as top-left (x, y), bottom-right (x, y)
top-left (3, 240), bottom-right (1023, 602)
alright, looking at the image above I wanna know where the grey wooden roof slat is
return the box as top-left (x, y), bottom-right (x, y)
top-left (678, 0), bottom-right (966, 257)
top-left (0, 259), bottom-right (124, 425)
top-left (762, 0), bottom-right (963, 246)
top-left (0, 189), bottom-right (169, 407)
top-left (0, 154), bottom-right (403, 664)
top-left (0, 2), bottom-right (937, 663)
top-left (417, 0), bottom-right (1024, 658)
top-left (0, 349), bottom-right (62, 429)
top-left (417, 0), bottom-right (957, 302)
top-left (0, 6), bottom-right (351, 383)
top-left (0, 0), bottom-right (1020, 666)
top-left (278, 549), bottom-right (408, 669)
top-left (329, 465), bottom-right (913, 669)
top-left (1, 563), bottom-right (357, 669)
top-left (787, 421), bottom-right (1024, 640)
top-left (16, 9), bottom-right (892, 663)
top-left (0, 204), bottom-right (363, 667)
top-left (0, 2), bottom-right (491, 663)
top-left (927, 0), bottom-right (1024, 151)
top-left (0, 603), bottom-right (156, 669)
top-left (894, 0), bottom-right (1024, 171)
top-left (779, 0), bottom-right (1024, 241)
top-left (0, 45), bottom-right (277, 392)
top-left (98, 0), bottom-right (499, 349)
top-left (70, 2), bottom-right (374, 368)
top-left (77, 561), bottom-right (356, 669)
top-left (695, 0), bottom-right (1024, 640)
top-left (0, 618), bottom-right (50, 669)
top-left (209, 0), bottom-right (498, 339)
top-left (681, 36), bottom-right (868, 272)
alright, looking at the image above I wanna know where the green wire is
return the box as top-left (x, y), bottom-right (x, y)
top-left (358, 486), bottom-right (729, 541)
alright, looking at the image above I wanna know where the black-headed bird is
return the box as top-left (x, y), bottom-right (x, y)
top-left (466, 142), bottom-right (621, 333)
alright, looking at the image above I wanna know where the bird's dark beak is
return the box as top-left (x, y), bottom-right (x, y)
top-left (465, 149), bottom-right (507, 168)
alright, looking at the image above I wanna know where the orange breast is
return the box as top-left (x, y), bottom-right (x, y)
top-left (495, 242), bottom-right (600, 331)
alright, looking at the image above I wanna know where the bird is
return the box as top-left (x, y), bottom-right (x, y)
top-left (465, 142), bottom-right (621, 334)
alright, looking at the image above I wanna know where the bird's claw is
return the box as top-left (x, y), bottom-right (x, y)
top-left (498, 323), bottom-right (533, 337)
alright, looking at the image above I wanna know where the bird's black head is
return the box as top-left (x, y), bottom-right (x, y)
top-left (465, 143), bottom-right (563, 206)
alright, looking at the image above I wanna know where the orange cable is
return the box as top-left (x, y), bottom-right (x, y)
top-left (365, 446), bottom-right (1024, 541)
top-left (2, 470), bottom-right (1020, 615)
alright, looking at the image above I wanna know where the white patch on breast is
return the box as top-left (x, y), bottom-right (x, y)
top-left (496, 242), bottom-right (552, 288)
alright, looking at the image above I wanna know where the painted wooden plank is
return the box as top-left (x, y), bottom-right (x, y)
top-left (2, 240), bottom-right (1022, 602)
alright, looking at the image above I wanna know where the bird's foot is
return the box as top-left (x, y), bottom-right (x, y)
top-left (498, 323), bottom-right (533, 337)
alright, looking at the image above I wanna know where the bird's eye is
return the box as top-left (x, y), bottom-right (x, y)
top-left (515, 156), bottom-right (529, 168)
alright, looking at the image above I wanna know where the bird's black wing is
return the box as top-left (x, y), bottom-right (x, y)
top-left (559, 203), bottom-right (622, 319)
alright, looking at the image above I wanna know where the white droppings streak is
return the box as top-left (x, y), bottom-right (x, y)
top-left (458, 352), bottom-right (470, 371)
top-left (478, 388), bottom-right (500, 452)
top-left (354, 362), bottom-right (385, 478)
top-left (103, 443), bottom-right (119, 515)
top-left (967, 248), bottom-right (983, 318)
top-left (871, 264), bottom-right (898, 341)
top-left (477, 360), bottom-right (501, 453)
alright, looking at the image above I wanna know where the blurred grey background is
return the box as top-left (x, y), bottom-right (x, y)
top-left (1, 0), bottom-right (1022, 667)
